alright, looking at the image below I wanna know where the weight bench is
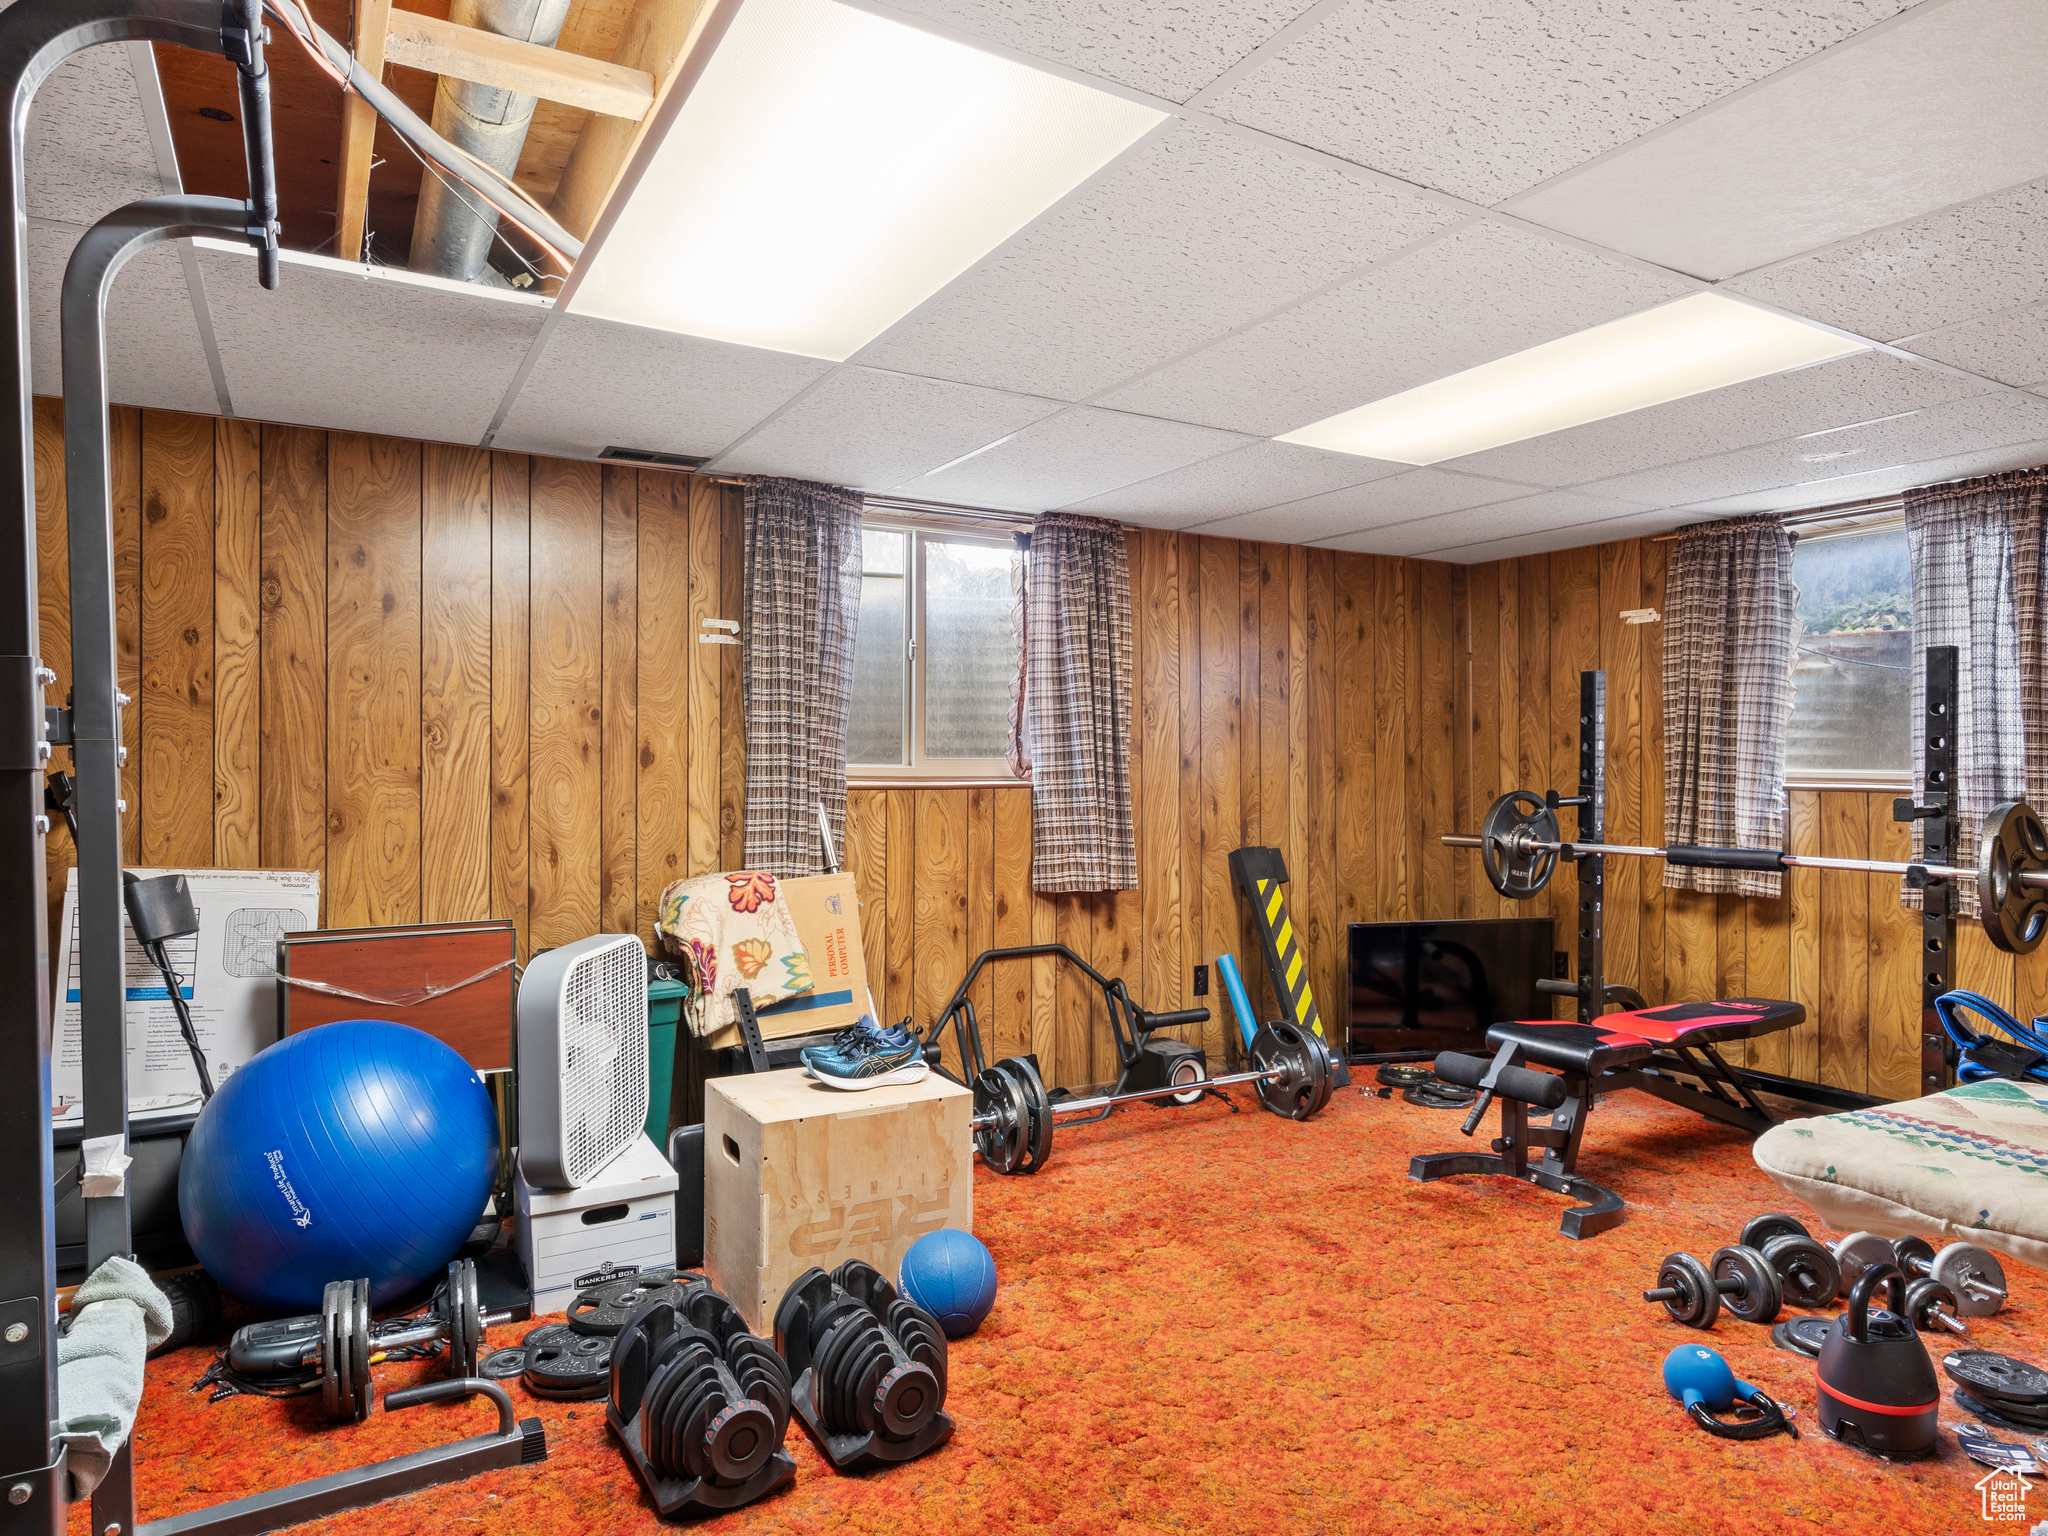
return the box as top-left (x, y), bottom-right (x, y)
top-left (1410, 998), bottom-right (1806, 1238)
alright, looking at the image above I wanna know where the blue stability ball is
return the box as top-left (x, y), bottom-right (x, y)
top-left (178, 1020), bottom-right (498, 1314)
top-left (898, 1228), bottom-right (998, 1339)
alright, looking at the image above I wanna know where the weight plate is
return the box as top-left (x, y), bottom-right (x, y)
top-left (481, 1346), bottom-right (528, 1381)
top-left (1250, 1021), bottom-right (1335, 1121)
top-left (1931, 1242), bottom-right (2008, 1319)
top-left (1832, 1232), bottom-right (1894, 1298)
top-left (446, 1259), bottom-right (479, 1377)
top-left (1479, 791), bottom-right (1560, 901)
top-left (1760, 1233), bottom-right (1840, 1309)
top-left (972, 1065), bottom-right (1030, 1175)
top-left (1711, 1245), bottom-right (1783, 1326)
top-left (1770, 1316), bottom-right (1834, 1358)
top-left (1904, 1278), bottom-right (1964, 1338)
top-left (1979, 801), bottom-right (2048, 956)
top-left (319, 1281), bottom-right (344, 1423)
top-left (1652, 1252), bottom-right (1720, 1330)
top-left (567, 1268), bottom-right (689, 1337)
top-left (1955, 1387), bottom-right (2048, 1434)
top-left (1375, 1063), bottom-right (1435, 1089)
top-left (1892, 1235), bottom-right (1936, 1273)
top-left (350, 1278), bottom-right (372, 1422)
top-left (522, 1322), bottom-right (615, 1400)
top-left (1944, 1351), bottom-right (2048, 1406)
top-left (1739, 1213), bottom-right (1809, 1251)
top-left (1401, 1081), bottom-right (1477, 1109)
top-left (994, 1057), bottom-right (1053, 1175)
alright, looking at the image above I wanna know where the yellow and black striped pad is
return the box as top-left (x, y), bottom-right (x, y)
top-left (1227, 846), bottom-right (1330, 1049)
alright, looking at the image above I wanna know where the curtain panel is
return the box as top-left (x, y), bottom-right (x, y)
top-left (1024, 512), bottom-right (1137, 893)
top-left (1662, 514), bottom-right (1798, 898)
top-left (741, 476), bottom-right (863, 878)
top-left (1906, 467), bottom-right (2048, 916)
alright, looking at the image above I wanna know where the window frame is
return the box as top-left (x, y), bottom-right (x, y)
top-left (846, 519), bottom-right (1021, 785)
top-left (1782, 509), bottom-right (1914, 793)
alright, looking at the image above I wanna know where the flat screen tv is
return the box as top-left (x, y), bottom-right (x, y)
top-left (1346, 917), bottom-right (1555, 1059)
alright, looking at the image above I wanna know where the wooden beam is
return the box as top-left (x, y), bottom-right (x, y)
top-left (550, 0), bottom-right (715, 242)
top-left (384, 11), bottom-right (657, 120)
top-left (333, 0), bottom-right (393, 264)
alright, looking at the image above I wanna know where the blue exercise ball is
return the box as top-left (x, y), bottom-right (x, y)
top-left (179, 1020), bottom-right (498, 1314)
top-left (898, 1228), bottom-right (997, 1338)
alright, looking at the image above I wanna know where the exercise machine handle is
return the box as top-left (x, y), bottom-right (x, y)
top-left (1665, 846), bottom-right (1786, 872)
top-left (1139, 1007), bottom-right (1210, 1031)
top-left (1431, 1052), bottom-right (1565, 1110)
top-left (385, 1377), bottom-right (515, 1436)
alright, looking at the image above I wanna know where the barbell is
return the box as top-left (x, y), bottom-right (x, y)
top-left (1446, 792), bottom-right (2048, 956)
top-left (969, 1020), bottom-right (1338, 1175)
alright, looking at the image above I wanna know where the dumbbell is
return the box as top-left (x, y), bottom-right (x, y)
top-left (1831, 1232), bottom-right (2008, 1317)
top-left (1903, 1277), bottom-right (1970, 1338)
top-left (1735, 1214), bottom-right (1842, 1308)
top-left (1644, 1247), bottom-right (1783, 1329)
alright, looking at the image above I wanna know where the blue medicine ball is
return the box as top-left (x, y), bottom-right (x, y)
top-left (178, 1020), bottom-right (498, 1314)
top-left (897, 1228), bottom-right (997, 1338)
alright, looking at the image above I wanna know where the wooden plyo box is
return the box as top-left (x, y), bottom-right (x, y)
top-left (704, 1068), bottom-right (972, 1332)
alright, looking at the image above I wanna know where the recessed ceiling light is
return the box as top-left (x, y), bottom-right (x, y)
top-left (562, 0), bottom-right (1165, 361)
top-left (1278, 292), bottom-right (1867, 466)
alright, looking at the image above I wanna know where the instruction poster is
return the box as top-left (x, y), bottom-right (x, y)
top-left (53, 866), bottom-right (322, 1112)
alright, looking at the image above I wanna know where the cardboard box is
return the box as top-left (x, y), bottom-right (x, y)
top-left (704, 1068), bottom-right (971, 1332)
top-left (708, 872), bottom-right (869, 1047)
top-left (516, 1133), bottom-right (678, 1316)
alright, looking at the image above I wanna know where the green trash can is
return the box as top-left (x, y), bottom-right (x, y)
top-left (646, 977), bottom-right (689, 1146)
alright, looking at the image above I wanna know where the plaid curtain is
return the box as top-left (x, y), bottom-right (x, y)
top-left (1662, 515), bottom-right (1798, 898)
top-left (2012, 471), bottom-right (2048, 815)
top-left (1005, 530), bottom-right (1031, 781)
top-left (741, 476), bottom-right (862, 877)
top-left (1905, 468), bottom-right (2045, 916)
top-left (1025, 512), bottom-right (1136, 892)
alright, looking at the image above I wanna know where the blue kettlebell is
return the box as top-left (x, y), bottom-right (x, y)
top-left (1663, 1344), bottom-right (1797, 1441)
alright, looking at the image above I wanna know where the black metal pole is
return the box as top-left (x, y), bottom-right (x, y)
top-left (1915, 645), bottom-right (1959, 1094)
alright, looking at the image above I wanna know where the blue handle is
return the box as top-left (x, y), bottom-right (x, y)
top-left (1216, 955), bottom-right (1258, 1052)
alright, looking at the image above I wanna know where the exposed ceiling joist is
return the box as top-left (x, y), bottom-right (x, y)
top-left (333, 0), bottom-right (394, 265)
top-left (383, 10), bottom-right (656, 119)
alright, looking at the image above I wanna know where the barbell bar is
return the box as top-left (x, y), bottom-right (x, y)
top-left (969, 1065), bottom-right (1288, 1130)
top-left (1444, 792), bottom-right (2048, 955)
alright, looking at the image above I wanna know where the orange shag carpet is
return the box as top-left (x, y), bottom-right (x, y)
top-left (86, 1083), bottom-right (2044, 1536)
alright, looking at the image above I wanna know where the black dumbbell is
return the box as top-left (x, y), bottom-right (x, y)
top-left (1736, 1214), bottom-right (1842, 1308)
top-left (1644, 1246), bottom-right (1783, 1329)
top-left (1903, 1277), bottom-right (1970, 1338)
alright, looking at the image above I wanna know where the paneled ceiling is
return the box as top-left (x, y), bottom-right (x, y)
top-left (29, 0), bottom-right (2048, 559)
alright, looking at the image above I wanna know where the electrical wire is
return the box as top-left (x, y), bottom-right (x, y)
top-left (1934, 990), bottom-right (2048, 1084)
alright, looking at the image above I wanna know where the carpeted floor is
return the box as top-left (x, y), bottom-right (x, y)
top-left (88, 1082), bottom-right (2044, 1535)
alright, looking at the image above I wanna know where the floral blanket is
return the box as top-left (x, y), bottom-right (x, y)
top-left (654, 871), bottom-right (814, 1039)
top-left (1752, 1076), bottom-right (2048, 1272)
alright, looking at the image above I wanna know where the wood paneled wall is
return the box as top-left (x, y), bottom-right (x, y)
top-left (32, 402), bottom-right (744, 963)
top-left (40, 398), bottom-right (1989, 1099)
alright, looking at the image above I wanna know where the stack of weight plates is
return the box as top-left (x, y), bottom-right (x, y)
top-left (478, 1269), bottom-right (710, 1402)
top-left (1943, 1350), bottom-right (2048, 1433)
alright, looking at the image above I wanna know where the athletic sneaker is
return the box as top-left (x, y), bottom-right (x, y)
top-left (806, 1028), bottom-right (928, 1091)
top-left (799, 1016), bottom-right (897, 1077)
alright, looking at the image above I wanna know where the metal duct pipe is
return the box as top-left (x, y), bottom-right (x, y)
top-left (408, 0), bottom-right (572, 282)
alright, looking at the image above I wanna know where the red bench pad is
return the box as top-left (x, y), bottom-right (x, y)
top-left (1484, 998), bottom-right (1806, 1076)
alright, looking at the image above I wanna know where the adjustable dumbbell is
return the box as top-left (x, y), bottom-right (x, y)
top-left (1831, 1232), bottom-right (2007, 1317)
top-left (1644, 1247), bottom-right (1783, 1329)
top-left (1735, 1214), bottom-right (1842, 1308)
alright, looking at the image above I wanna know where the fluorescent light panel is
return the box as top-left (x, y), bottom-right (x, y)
top-left (1279, 293), bottom-right (1867, 466)
top-left (567, 0), bottom-right (1165, 361)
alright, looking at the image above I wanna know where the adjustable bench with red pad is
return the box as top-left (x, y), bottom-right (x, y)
top-left (1412, 998), bottom-right (1807, 1238)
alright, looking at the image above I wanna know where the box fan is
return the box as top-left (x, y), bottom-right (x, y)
top-left (518, 934), bottom-right (650, 1188)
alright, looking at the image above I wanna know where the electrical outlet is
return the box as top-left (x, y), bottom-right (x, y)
top-left (1193, 964), bottom-right (1209, 997)
top-left (1554, 951), bottom-right (1571, 980)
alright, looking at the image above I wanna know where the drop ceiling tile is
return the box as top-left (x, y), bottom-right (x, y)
top-left (1060, 439), bottom-right (1405, 527)
top-left (1897, 301), bottom-right (2048, 391)
top-left (1674, 437), bottom-right (2048, 516)
top-left (873, 0), bottom-right (1318, 102)
top-left (859, 119), bottom-right (1459, 403)
top-left (1727, 177), bottom-right (2048, 342)
top-left (1445, 350), bottom-right (1986, 488)
top-left (496, 313), bottom-right (832, 461)
top-left (30, 221), bottom-right (215, 414)
top-left (1581, 389), bottom-right (2048, 508)
top-left (1205, 0), bottom-right (1910, 206)
top-left (27, 46), bottom-right (167, 226)
top-left (1101, 219), bottom-right (1689, 436)
top-left (710, 369), bottom-right (1062, 489)
top-left (1190, 467), bottom-right (1538, 542)
top-left (894, 407), bottom-right (1253, 511)
top-left (1506, 0), bottom-right (2048, 280)
top-left (198, 245), bottom-right (551, 444)
top-left (1317, 487), bottom-right (1656, 557)
top-left (1409, 507), bottom-right (1698, 563)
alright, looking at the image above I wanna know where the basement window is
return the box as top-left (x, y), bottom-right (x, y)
top-left (846, 523), bottom-right (1020, 781)
top-left (1785, 518), bottom-right (1912, 786)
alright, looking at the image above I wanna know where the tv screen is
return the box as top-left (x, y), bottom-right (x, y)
top-left (1346, 917), bottom-right (1556, 1059)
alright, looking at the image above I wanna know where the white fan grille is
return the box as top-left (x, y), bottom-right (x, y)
top-left (557, 939), bottom-right (649, 1185)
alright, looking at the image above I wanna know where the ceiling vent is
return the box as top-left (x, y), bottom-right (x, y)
top-left (599, 446), bottom-right (711, 470)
